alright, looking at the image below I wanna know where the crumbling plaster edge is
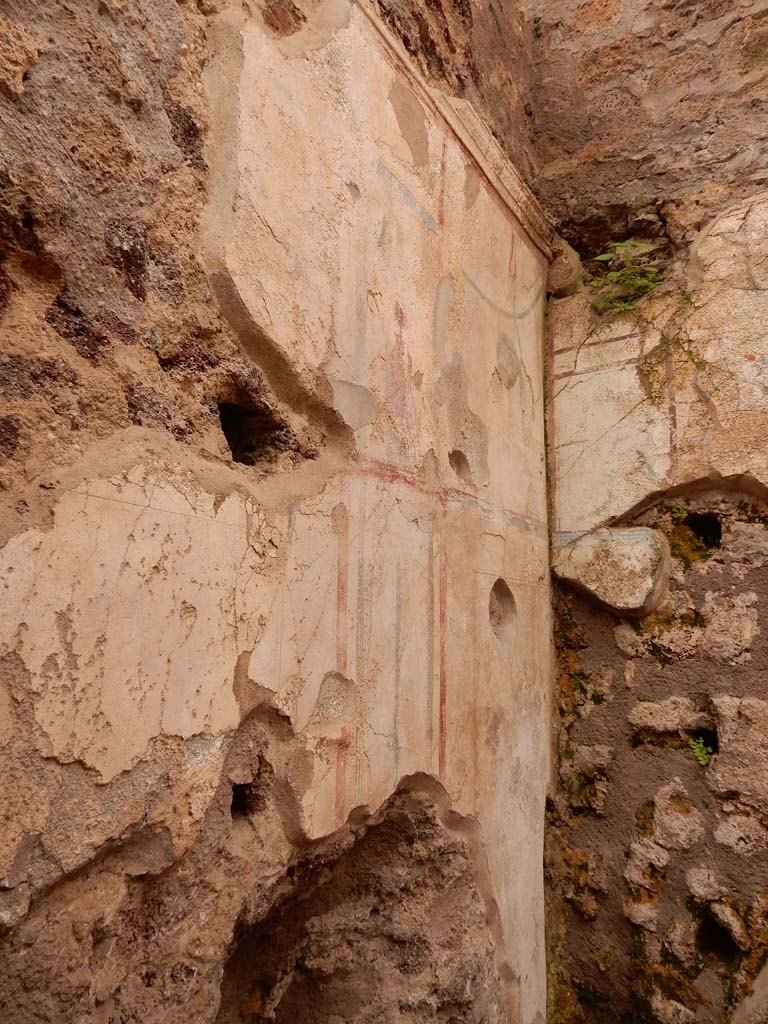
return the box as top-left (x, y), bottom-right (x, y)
top-left (200, 6), bottom-right (355, 448)
top-left (0, 426), bottom-right (350, 550)
top-left (394, 772), bottom-right (527, 1024)
top-left (357, 0), bottom-right (554, 259)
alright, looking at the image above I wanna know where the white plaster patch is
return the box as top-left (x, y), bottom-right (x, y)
top-left (0, 466), bottom-right (275, 781)
top-left (550, 191), bottom-right (768, 533)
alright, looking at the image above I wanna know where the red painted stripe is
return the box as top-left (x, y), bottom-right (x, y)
top-left (551, 356), bottom-right (638, 381)
top-left (335, 726), bottom-right (351, 827)
top-left (336, 502), bottom-right (349, 676)
top-left (438, 135), bottom-right (447, 229)
top-left (553, 330), bottom-right (640, 355)
top-left (345, 459), bottom-right (546, 536)
top-left (438, 535), bottom-right (447, 781)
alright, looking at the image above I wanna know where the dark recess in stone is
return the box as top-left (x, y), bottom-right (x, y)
top-left (218, 401), bottom-right (297, 467)
top-left (489, 578), bottom-right (516, 642)
top-left (449, 448), bottom-right (473, 485)
top-left (697, 913), bottom-right (740, 965)
top-left (230, 758), bottom-right (274, 819)
top-left (689, 726), bottom-right (719, 755)
top-left (230, 783), bottom-right (255, 819)
top-left (684, 512), bottom-right (722, 550)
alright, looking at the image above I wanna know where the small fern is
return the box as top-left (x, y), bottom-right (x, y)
top-left (589, 239), bottom-right (665, 315)
top-left (689, 736), bottom-right (713, 767)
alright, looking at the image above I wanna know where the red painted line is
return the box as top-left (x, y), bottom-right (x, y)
top-left (356, 458), bottom-right (431, 493)
top-left (438, 528), bottom-right (448, 782)
top-left (438, 135), bottom-right (447, 229)
top-left (335, 725), bottom-right (351, 827)
top-left (356, 3), bottom-right (551, 262)
top-left (551, 356), bottom-right (639, 382)
top-left (335, 497), bottom-right (349, 676)
top-left (553, 331), bottom-right (640, 355)
top-left (347, 459), bottom-right (546, 537)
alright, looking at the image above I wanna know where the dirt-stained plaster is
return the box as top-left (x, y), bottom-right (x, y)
top-left (1, 1), bottom-right (768, 1023)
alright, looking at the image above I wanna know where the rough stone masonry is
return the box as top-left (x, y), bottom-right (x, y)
top-left (0, 1), bottom-right (766, 1023)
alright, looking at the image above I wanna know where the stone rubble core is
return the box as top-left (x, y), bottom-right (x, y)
top-left (552, 527), bottom-right (670, 616)
top-left (547, 498), bottom-right (768, 1022)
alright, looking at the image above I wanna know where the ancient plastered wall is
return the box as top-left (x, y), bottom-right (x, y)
top-left (549, 191), bottom-right (768, 538)
top-left (0, 3), bottom-right (552, 1020)
top-left (205, 14), bottom-right (555, 1015)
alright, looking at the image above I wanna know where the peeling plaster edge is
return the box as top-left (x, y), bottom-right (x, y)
top-left (553, 471), bottom-right (768, 539)
top-left (200, 8), bottom-right (355, 449)
top-left (356, 0), bottom-right (555, 259)
top-left (395, 772), bottom-right (524, 1023)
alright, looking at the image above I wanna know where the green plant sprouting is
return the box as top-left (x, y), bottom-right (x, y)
top-left (689, 736), bottom-right (714, 767)
top-left (589, 239), bottom-right (665, 315)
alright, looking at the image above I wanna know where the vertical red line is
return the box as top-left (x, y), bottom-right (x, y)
top-left (426, 524), bottom-right (435, 764)
top-left (336, 517), bottom-right (349, 676)
top-left (335, 725), bottom-right (351, 827)
top-left (438, 536), bottom-right (448, 781)
top-left (438, 134), bottom-right (448, 229)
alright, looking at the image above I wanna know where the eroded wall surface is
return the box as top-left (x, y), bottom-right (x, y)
top-left (550, 191), bottom-right (768, 538)
top-left (369, 0), bottom-right (537, 182)
top-left (548, 495), bottom-right (768, 1024)
top-left (546, 184), bottom-right (768, 1020)
top-left (531, 0), bottom-right (768, 249)
top-left (0, 2), bottom-right (552, 1022)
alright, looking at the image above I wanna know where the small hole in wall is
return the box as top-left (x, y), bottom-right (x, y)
top-left (684, 513), bottom-right (722, 550)
top-left (697, 914), bottom-right (740, 964)
top-left (449, 449), bottom-right (473, 486)
top-left (231, 783), bottom-right (255, 818)
top-left (688, 727), bottom-right (719, 755)
top-left (218, 401), bottom-right (296, 467)
top-left (489, 578), bottom-right (516, 642)
top-left (230, 757), bottom-right (274, 819)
